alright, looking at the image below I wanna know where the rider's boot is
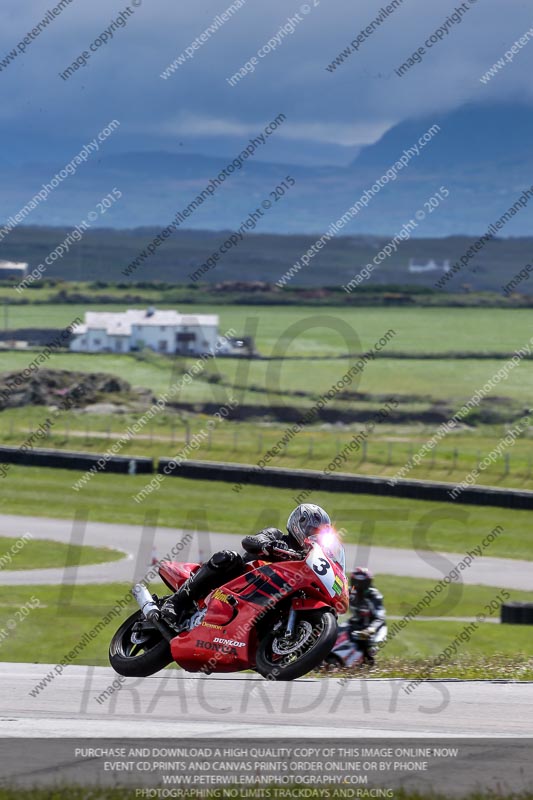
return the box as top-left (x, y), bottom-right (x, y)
top-left (161, 550), bottom-right (243, 627)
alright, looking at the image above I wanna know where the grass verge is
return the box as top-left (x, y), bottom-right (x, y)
top-left (0, 536), bottom-right (124, 570)
top-left (333, 652), bottom-right (533, 682)
top-left (0, 465), bottom-right (531, 560)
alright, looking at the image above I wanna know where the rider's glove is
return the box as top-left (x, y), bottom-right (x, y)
top-left (357, 628), bottom-right (374, 640)
top-left (264, 539), bottom-right (290, 556)
top-left (242, 529), bottom-right (283, 555)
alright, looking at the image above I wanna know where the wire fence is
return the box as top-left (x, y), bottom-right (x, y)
top-left (0, 413), bottom-right (531, 483)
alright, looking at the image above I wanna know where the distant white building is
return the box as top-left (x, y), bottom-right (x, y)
top-left (0, 260), bottom-right (28, 280)
top-left (70, 308), bottom-right (219, 355)
top-left (408, 258), bottom-right (450, 274)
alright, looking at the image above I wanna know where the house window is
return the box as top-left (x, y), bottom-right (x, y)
top-left (176, 332), bottom-right (196, 353)
top-left (158, 340), bottom-right (168, 352)
top-left (94, 338), bottom-right (101, 346)
top-left (115, 340), bottom-right (122, 352)
top-left (160, 326), bottom-right (166, 331)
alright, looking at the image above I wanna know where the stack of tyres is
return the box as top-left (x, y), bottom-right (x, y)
top-left (501, 602), bottom-right (533, 624)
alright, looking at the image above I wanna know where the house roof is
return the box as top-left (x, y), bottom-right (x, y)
top-left (132, 312), bottom-right (219, 327)
top-left (71, 309), bottom-right (219, 336)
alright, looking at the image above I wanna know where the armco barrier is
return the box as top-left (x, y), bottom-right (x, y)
top-left (0, 445), bottom-right (153, 474)
top-left (158, 459), bottom-right (533, 510)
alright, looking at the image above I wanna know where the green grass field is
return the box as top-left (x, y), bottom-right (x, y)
top-left (3, 303), bottom-right (533, 495)
top-left (0, 536), bottom-right (124, 570)
top-left (5, 303), bottom-right (533, 356)
top-left (2, 349), bottom-right (533, 414)
top-left (3, 406), bottom-right (533, 490)
top-left (0, 465), bottom-right (530, 559)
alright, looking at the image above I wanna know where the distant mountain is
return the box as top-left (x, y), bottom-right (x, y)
top-left (1, 102), bottom-right (533, 236)
top-left (352, 103), bottom-right (533, 171)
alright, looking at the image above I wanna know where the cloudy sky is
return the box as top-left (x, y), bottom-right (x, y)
top-left (1, 0), bottom-right (532, 166)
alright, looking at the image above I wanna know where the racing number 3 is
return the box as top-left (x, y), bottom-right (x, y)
top-left (313, 558), bottom-right (331, 576)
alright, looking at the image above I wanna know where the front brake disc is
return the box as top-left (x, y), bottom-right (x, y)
top-left (271, 620), bottom-right (314, 656)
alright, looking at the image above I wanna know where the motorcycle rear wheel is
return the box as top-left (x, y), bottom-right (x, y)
top-left (109, 610), bottom-right (173, 677)
top-left (255, 610), bottom-right (337, 681)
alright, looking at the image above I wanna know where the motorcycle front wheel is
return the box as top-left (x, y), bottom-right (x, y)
top-left (255, 610), bottom-right (337, 681)
top-left (109, 610), bottom-right (173, 677)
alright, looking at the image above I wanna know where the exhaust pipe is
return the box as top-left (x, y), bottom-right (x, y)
top-left (133, 583), bottom-right (160, 622)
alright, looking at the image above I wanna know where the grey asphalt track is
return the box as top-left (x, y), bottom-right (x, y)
top-left (1, 513), bottom-right (531, 589)
top-left (1, 662), bottom-right (532, 738)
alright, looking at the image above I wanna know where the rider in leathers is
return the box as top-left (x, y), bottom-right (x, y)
top-left (162, 503), bottom-right (331, 626)
top-left (345, 567), bottom-right (386, 665)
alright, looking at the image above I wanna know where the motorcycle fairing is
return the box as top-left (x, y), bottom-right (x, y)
top-left (169, 557), bottom-right (331, 673)
top-left (159, 561), bottom-right (200, 592)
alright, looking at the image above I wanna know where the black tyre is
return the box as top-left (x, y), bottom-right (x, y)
top-left (501, 602), bottom-right (525, 625)
top-left (255, 610), bottom-right (338, 681)
top-left (109, 610), bottom-right (172, 677)
top-left (322, 653), bottom-right (344, 672)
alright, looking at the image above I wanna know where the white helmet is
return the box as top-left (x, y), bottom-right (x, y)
top-left (286, 504), bottom-right (331, 547)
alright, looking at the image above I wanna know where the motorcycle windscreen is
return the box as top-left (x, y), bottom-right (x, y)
top-left (308, 530), bottom-right (346, 573)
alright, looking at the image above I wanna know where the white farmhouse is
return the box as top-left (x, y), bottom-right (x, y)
top-left (408, 258), bottom-right (450, 274)
top-left (0, 260), bottom-right (28, 280)
top-left (70, 308), bottom-right (219, 355)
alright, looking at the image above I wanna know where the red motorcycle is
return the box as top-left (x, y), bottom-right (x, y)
top-left (109, 529), bottom-right (348, 681)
